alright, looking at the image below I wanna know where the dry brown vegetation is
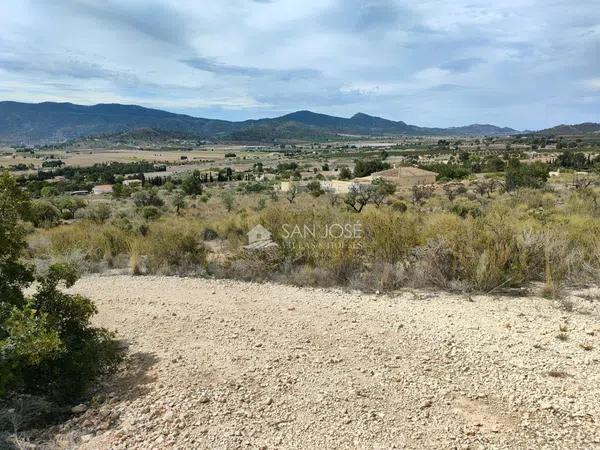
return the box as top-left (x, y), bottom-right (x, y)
top-left (27, 181), bottom-right (600, 295)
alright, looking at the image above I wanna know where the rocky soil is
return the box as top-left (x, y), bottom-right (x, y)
top-left (31, 276), bottom-right (600, 448)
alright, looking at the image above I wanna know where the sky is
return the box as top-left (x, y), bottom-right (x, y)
top-left (0, 0), bottom-right (598, 130)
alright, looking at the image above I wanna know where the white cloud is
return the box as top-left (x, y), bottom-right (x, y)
top-left (0, 0), bottom-right (598, 128)
top-left (584, 79), bottom-right (600, 91)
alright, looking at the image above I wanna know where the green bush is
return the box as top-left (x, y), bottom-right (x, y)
top-left (85, 202), bottom-right (112, 224)
top-left (505, 159), bottom-right (549, 191)
top-left (141, 206), bottom-right (162, 220)
top-left (30, 200), bottom-right (60, 228)
top-left (182, 170), bottom-right (204, 196)
top-left (0, 173), bottom-right (123, 403)
top-left (353, 159), bottom-right (390, 178)
top-left (132, 188), bottom-right (164, 208)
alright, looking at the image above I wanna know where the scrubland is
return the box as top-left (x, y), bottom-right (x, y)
top-left (28, 181), bottom-right (600, 300)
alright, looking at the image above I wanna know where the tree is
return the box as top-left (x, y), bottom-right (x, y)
top-left (0, 173), bottom-right (32, 304)
top-left (557, 150), bottom-right (588, 170)
top-left (306, 180), bottom-right (324, 197)
top-left (458, 150), bottom-right (470, 162)
top-left (443, 182), bottom-right (467, 202)
top-left (371, 178), bottom-right (396, 207)
top-left (286, 183), bottom-right (298, 204)
top-left (0, 173), bottom-right (123, 402)
top-left (132, 188), bottom-right (164, 208)
top-left (112, 183), bottom-right (132, 199)
top-left (344, 184), bottom-right (375, 213)
top-left (53, 196), bottom-right (86, 219)
top-left (504, 159), bottom-right (548, 191)
top-left (182, 170), bottom-right (204, 196)
top-left (353, 159), bottom-right (390, 178)
top-left (472, 179), bottom-right (497, 198)
top-left (172, 192), bottom-right (186, 215)
top-left (411, 184), bottom-right (434, 205)
top-left (338, 167), bottom-right (352, 180)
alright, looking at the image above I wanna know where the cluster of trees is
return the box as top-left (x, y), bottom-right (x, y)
top-left (344, 178), bottom-right (396, 212)
top-left (352, 159), bottom-right (390, 178)
top-left (554, 150), bottom-right (596, 170)
top-left (505, 159), bottom-right (549, 191)
top-left (33, 161), bottom-right (162, 184)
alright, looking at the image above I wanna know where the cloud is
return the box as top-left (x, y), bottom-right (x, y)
top-left (439, 58), bottom-right (484, 73)
top-left (181, 57), bottom-right (320, 80)
top-left (584, 78), bottom-right (600, 91)
top-left (0, 0), bottom-right (598, 129)
top-left (0, 54), bottom-right (138, 84)
top-left (35, 0), bottom-right (191, 47)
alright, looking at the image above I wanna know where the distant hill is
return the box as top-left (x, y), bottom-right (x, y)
top-left (0, 101), bottom-right (239, 144)
top-left (0, 101), bottom-right (519, 145)
top-left (535, 122), bottom-right (600, 136)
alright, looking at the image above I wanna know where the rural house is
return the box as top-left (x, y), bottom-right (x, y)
top-left (356, 166), bottom-right (437, 188)
top-left (91, 184), bottom-right (114, 195)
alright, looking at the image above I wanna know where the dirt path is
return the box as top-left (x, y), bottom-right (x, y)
top-left (49, 275), bottom-right (600, 449)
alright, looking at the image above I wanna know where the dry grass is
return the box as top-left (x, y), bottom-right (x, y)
top-left (26, 185), bottom-right (600, 294)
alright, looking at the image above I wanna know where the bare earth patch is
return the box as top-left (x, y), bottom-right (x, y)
top-left (39, 275), bottom-right (600, 449)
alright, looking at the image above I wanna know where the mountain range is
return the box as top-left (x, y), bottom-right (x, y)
top-left (0, 101), bottom-right (595, 145)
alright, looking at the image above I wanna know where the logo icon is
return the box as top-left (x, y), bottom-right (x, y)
top-left (244, 224), bottom-right (278, 250)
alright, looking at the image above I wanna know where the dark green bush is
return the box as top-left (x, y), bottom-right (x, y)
top-left (141, 206), bottom-right (162, 220)
top-left (505, 159), bottom-right (549, 191)
top-left (30, 200), bottom-right (61, 228)
top-left (0, 173), bottom-right (123, 403)
top-left (132, 188), bottom-right (164, 207)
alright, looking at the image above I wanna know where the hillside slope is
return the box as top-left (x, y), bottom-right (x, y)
top-left (536, 122), bottom-right (600, 135)
top-left (0, 101), bottom-right (238, 144)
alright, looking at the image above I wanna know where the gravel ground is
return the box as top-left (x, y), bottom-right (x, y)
top-left (40, 275), bottom-right (600, 449)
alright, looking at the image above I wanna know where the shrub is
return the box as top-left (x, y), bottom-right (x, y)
top-left (221, 192), bottom-right (235, 212)
top-left (450, 198), bottom-right (482, 218)
top-left (391, 201), bottom-right (407, 212)
top-left (245, 182), bottom-right (268, 193)
top-left (143, 221), bottom-right (206, 274)
top-left (52, 196), bottom-right (86, 220)
top-left (221, 248), bottom-right (284, 282)
top-left (30, 200), bottom-right (60, 228)
top-left (505, 159), bottom-right (549, 191)
top-left (39, 222), bottom-right (128, 268)
top-left (360, 209), bottom-right (422, 263)
top-left (141, 206), bottom-right (162, 220)
top-left (85, 202), bottom-right (112, 224)
top-left (338, 167), bottom-right (352, 180)
top-left (0, 174), bottom-right (123, 403)
top-left (306, 180), bottom-right (324, 197)
top-left (132, 188), bottom-right (164, 208)
top-left (182, 170), bottom-right (203, 196)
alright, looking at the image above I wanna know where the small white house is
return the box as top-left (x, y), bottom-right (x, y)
top-left (92, 184), bottom-right (113, 195)
top-left (123, 179), bottom-right (143, 187)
